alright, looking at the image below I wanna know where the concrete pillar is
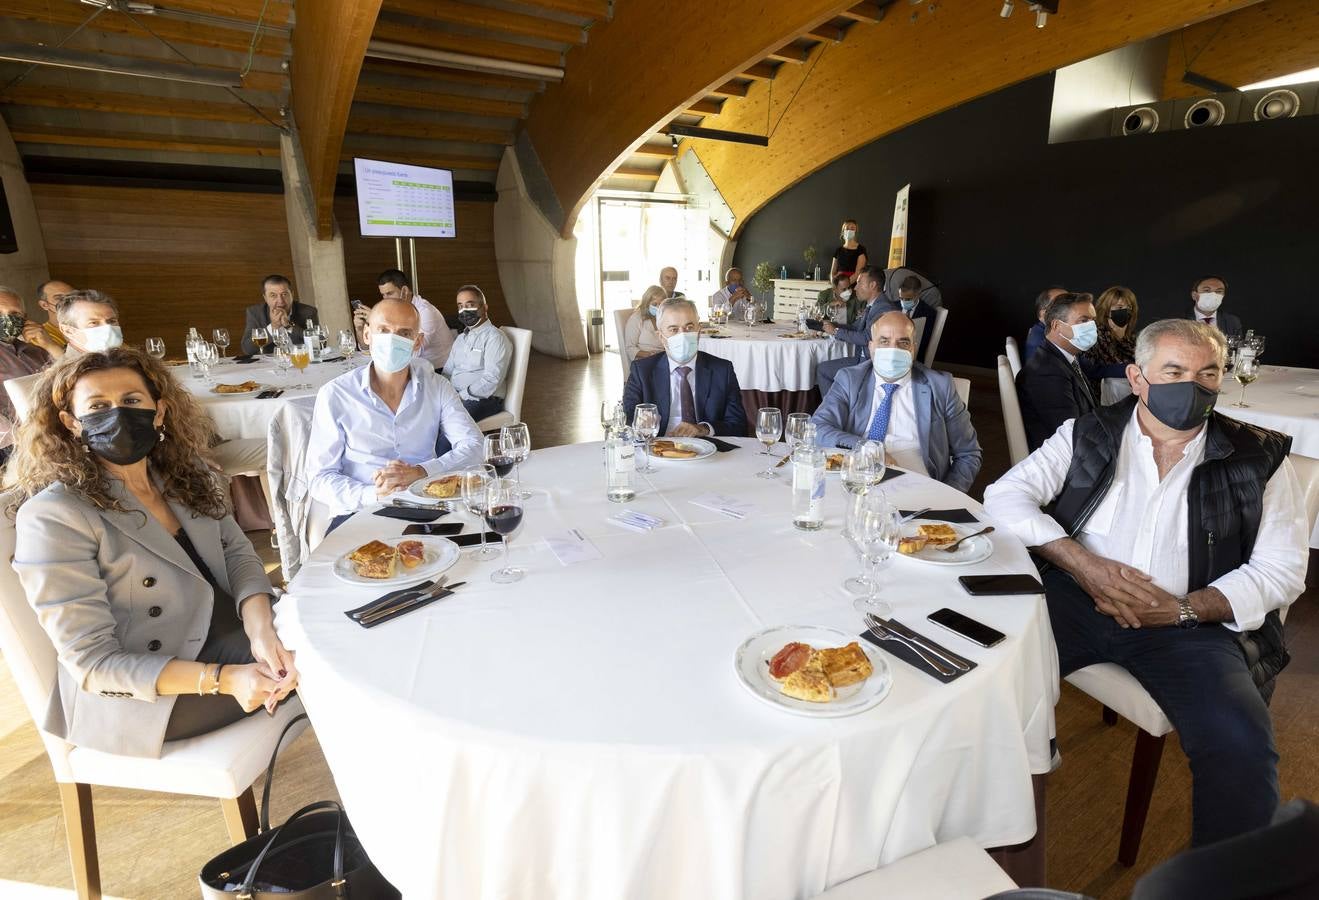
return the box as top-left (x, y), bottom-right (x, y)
top-left (0, 114), bottom-right (51, 312)
top-left (279, 130), bottom-right (351, 337)
top-left (493, 146), bottom-right (587, 360)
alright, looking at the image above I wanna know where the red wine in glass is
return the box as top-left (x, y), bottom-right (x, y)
top-left (484, 504), bottom-right (523, 535)
top-left (488, 454), bottom-right (516, 477)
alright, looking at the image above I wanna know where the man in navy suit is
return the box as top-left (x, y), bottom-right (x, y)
top-left (623, 298), bottom-right (748, 437)
top-left (1184, 275), bottom-right (1242, 337)
top-left (1016, 292), bottom-right (1099, 450)
top-left (812, 311), bottom-right (981, 493)
top-left (815, 265), bottom-right (895, 398)
top-left (893, 274), bottom-right (938, 362)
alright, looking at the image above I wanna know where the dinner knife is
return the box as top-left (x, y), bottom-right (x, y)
top-left (360, 581), bottom-right (466, 626)
top-left (873, 616), bottom-right (971, 672)
top-left (348, 576), bottom-right (446, 620)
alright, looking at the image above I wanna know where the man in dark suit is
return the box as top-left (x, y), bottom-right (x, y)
top-left (1016, 292), bottom-right (1099, 450)
top-left (1184, 275), bottom-right (1242, 337)
top-left (623, 297), bottom-right (747, 437)
top-left (815, 265), bottom-right (895, 398)
top-left (893, 274), bottom-right (938, 362)
top-left (240, 274), bottom-right (318, 355)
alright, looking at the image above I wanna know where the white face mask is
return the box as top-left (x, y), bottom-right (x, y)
top-left (1067, 320), bottom-right (1099, 352)
top-left (872, 347), bottom-right (913, 381)
top-left (81, 324), bottom-right (123, 352)
top-left (370, 332), bottom-right (415, 374)
top-left (1196, 292), bottom-right (1223, 313)
top-left (840, 289), bottom-right (853, 300)
top-left (842, 229), bottom-right (857, 242)
top-left (665, 330), bottom-right (698, 364)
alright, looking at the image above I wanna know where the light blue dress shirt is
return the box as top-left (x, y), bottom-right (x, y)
top-left (307, 359), bottom-right (483, 515)
top-left (442, 320), bottom-right (512, 401)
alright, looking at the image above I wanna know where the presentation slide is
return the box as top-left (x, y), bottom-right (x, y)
top-left (353, 158), bottom-right (456, 238)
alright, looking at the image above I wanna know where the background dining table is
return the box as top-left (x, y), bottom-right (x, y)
top-left (275, 437), bottom-right (1058, 900)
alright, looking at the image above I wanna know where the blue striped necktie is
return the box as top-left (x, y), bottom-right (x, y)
top-left (866, 382), bottom-right (900, 441)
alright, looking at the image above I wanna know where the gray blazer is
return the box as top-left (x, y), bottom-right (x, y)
top-left (12, 479), bottom-right (271, 758)
top-left (810, 362), bottom-right (982, 493)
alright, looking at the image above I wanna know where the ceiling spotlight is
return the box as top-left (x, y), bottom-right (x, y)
top-left (1027, 1), bottom-right (1058, 27)
top-left (671, 134), bottom-right (679, 149)
top-left (1000, 0), bottom-right (1014, 18)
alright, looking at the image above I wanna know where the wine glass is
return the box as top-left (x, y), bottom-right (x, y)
top-left (195, 341), bottom-right (218, 383)
top-left (274, 342), bottom-right (292, 379)
top-left (743, 299), bottom-right (757, 337)
top-left (212, 328), bottom-right (230, 358)
top-left (500, 422), bottom-right (532, 499)
top-left (848, 491), bottom-right (900, 611)
top-left (145, 337), bottom-right (165, 360)
top-left (600, 400), bottom-right (624, 436)
top-left (784, 412), bottom-right (812, 453)
top-left (484, 477), bottom-right (525, 584)
top-left (288, 342), bottom-right (312, 390)
top-left (250, 327), bottom-right (269, 355)
top-left (841, 440), bottom-right (886, 496)
top-left (633, 403), bottom-right (660, 473)
top-left (460, 465), bottom-right (501, 562)
top-left (755, 407), bottom-right (783, 478)
top-left (337, 328), bottom-right (356, 362)
top-left (483, 434), bottom-right (515, 478)
top-left (1246, 334), bottom-right (1266, 361)
top-left (1232, 352), bottom-right (1259, 408)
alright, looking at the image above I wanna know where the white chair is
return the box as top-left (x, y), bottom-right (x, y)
top-left (613, 309), bottom-right (634, 381)
top-left (1004, 337), bottom-right (1022, 378)
top-left (921, 306), bottom-right (949, 367)
top-left (997, 355), bottom-right (1029, 467)
top-left (0, 504), bottom-right (308, 899)
top-left (1287, 454), bottom-right (1319, 536)
top-left (474, 325), bottom-right (532, 432)
top-left (4, 369), bottom-right (40, 424)
top-left (812, 836), bottom-right (1017, 899)
top-left (953, 376), bottom-right (970, 409)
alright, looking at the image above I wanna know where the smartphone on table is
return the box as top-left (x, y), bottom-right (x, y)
top-left (926, 608), bottom-right (1007, 648)
top-left (957, 574), bottom-right (1044, 596)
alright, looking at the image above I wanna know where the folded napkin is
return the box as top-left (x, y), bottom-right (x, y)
top-left (344, 579), bottom-right (436, 619)
top-left (232, 355), bottom-right (259, 364)
top-left (705, 437), bottom-right (741, 453)
top-left (899, 508), bottom-right (980, 524)
top-left (356, 588), bottom-right (454, 628)
top-left (861, 619), bottom-right (977, 684)
top-left (373, 506), bottom-right (449, 522)
top-left (879, 468), bottom-right (905, 484)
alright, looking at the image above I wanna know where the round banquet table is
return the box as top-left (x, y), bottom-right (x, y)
top-left (1216, 365), bottom-right (1319, 458)
top-left (698, 323), bottom-right (854, 393)
top-left (171, 354), bottom-right (355, 440)
top-left (275, 438), bottom-right (1059, 900)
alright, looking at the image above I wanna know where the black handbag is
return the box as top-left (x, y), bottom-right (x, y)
top-left (199, 714), bottom-right (400, 900)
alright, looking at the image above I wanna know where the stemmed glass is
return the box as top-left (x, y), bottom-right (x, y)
top-left (500, 422), bottom-right (532, 499)
top-left (633, 403), bottom-right (660, 473)
top-left (460, 465), bottom-right (502, 562)
top-left (755, 407), bottom-right (783, 478)
top-left (841, 440), bottom-right (886, 496)
top-left (212, 328), bottom-right (230, 359)
top-left (784, 412), bottom-right (812, 453)
top-left (1232, 353), bottom-right (1259, 408)
top-left (195, 341), bottom-right (219, 383)
top-left (288, 342), bottom-right (312, 390)
top-left (274, 343), bottom-right (293, 380)
top-left (847, 491), bottom-right (900, 609)
top-left (1246, 333), bottom-right (1266, 361)
top-left (484, 477), bottom-right (525, 584)
top-left (743, 299), bottom-right (756, 337)
top-left (145, 337), bottom-right (165, 360)
top-left (600, 400), bottom-right (624, 436)
top-left (483, 434), bottom-right (515, 478)
top-left (250, 326), bottom-right (269, 355)
top-left (337, 329), bottom-right (356, 363)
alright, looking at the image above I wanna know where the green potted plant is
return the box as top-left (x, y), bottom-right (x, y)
top-left (752, 261), bottom-right (775, 320)
top-left (803, 245), bottom-right (818, 279)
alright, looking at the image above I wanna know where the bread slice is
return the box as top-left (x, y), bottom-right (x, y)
top-left (817, 642), bottom-right (874, 688)
top-left (917, 523), bottom-right (958, 545)
top-left (424, 474), bottom-right (462, 499)
top-left (780, 656), bottom-right (834, 703)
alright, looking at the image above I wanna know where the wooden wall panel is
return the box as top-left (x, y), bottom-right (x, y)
top-left (1161, 0), bottom-right (1319, 99)
top-left (335, 195), bottom-right (512, 327)
top-left (30, 183), bottom-right (294, 357)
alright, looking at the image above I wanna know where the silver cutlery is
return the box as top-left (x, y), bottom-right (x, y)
top-left (870, 614), bottom-right (971, 672)
top-left (899, 507), bottom-right (932, 524)
top-left (350, 576), bottom-right (447, 620)
top-left (863, 616), bottom-right (954, 677)
top-left (361, 580), bottom-right (465, 626)
top-left (940, 526), bottom-right (995, 553)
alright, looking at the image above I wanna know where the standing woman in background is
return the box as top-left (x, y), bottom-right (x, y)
top-left (622, 284), bottom-right (668, 367)
top-left (1082, 285), bottom-right (1139, 381)
top-left (829, 219), bottom-right (868, 286)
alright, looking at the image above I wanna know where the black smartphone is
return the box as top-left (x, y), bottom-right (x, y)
top-left (804, 318), bottom-right (824, 332)
top-left (957, 574), bottom-right (1044, 596)
top-left (402, 523), bottom-right (463, 536)
top-left (927, 608), bottom-right (1006, 648)
top-left (450, 531), bottom-right (502, 547)
top-left (350, 298), bottom-right (365, 310)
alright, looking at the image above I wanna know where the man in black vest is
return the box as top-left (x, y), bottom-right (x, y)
top-left (985, 319), bottom-right (1309, 847)
top-left (1016, 292), bottom-right (1100, 450)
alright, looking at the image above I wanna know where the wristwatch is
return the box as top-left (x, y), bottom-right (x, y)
top-left (1176, 596), bottom-right (1199, 629)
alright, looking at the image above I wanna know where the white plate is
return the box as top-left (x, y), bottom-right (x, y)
top-left (650, 437), bottom-right (716, 461)
top-left (404, 472), bottom-right (464, 505)
top-left (896, 519), bottom-right (992, 566)
top-left (734, 624), bottom-right (892, 718)
top-left (332, 536), bottom-right (461, 587)
top-left (209, 382), bottom-right (265, 396)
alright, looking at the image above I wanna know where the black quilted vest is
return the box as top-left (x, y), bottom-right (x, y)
top-left (1048, 396), bottom-right (1293, 698)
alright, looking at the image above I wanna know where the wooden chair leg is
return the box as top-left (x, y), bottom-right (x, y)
top-left (1118, 730), bottom-right (1167, 866)
top-left (220, 787), bottom-right (260, 844)
top-left (1102, 705), bottom-right (1118, 726)
top-left (57, 782), bottom-right (101, 900)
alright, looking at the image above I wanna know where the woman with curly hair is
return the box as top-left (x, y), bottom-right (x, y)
top-left (9, 346), bottom-right (296, 758)
top-left (1082, 285), bottom-right (1140, 385)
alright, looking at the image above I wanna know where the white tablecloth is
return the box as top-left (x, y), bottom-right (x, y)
top-left (173, 355), bottom-right (354, 440)
top-left (1217, 365), bottom-right (1319, 458)
top-left (699, 325), bottom-right (855, 392)
top-left (276, 439), bottom-right (1058, 900)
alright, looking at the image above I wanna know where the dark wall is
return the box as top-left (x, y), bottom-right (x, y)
top-left (733, 75), bottom-right (1319, 369)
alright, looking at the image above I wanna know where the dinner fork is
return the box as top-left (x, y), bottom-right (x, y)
top-left (940, 526), bottom-right (995, 553)
top-left (863, 616), bottom-right (954, 676)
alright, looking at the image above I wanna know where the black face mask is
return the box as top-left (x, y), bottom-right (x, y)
top-left (79, 407), bottom-right (161, 466)
top-left (1109, 308), bottom-right (1132, 327)
top-left (0, 312), bottom-right (25, 344)
top-left (1141, 378), bottom-right (1217, 431)
top-left (457, 309), bottom-right (481, 329)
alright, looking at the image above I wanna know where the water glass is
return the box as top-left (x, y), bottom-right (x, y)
top-left (212, 328), bottom-right (230, 358)
top-left (785, 412), bottom-right (812, 452)
top-left (145, 337), bottom-right (165, 360)
top-left (633, 403), bottom-right (660, 473)
top-left (460, 465), bottom-right (501, 562)
top-left (846, 492), bottom-right (900, 611)
top-left (755, 407), bottom-right (783, 478)
top-left (484, 478), bottom-right (525, 584)
top-left (841, 440), bottom-right (886, 495)
top-left (501, 422), bottom-right (532, 499)
top-left (337, 329), bottom-right (356, 360)
top-left (600, 400), bottom-right (624, 436)
top-left (195, 341), bottom-right (218, 382)
top-left (744, 300), bottom-right (757, 336)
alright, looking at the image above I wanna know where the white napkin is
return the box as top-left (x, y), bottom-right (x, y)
top-left (689, 493), bottom-right (756, 520)
top-left (544, 529), bottom-right (603, 566)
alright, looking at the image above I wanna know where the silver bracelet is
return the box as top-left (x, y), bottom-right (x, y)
top-left (196, 663), bottom-right (209, 696)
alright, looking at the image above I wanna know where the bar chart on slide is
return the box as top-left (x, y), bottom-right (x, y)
top-left (353, 158), bottom-right (457, 238)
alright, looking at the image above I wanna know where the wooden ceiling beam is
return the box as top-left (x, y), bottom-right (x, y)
top-left (373, 18), bottom-right (565, 68)
top-left (611, 166), bottom-right (662, 179)
top-left (348, 115), bottom-right (513, 144)
top-left (709, 80), bottom-right (750, 98)
top-left (0, 85), bottom-right (280, 126)
top-left (630, 144), bottom-right (677, 159)
top-left (510, 0), bottom-right (612, 19)
top-left (291, 0), bottom-right (384, 239)
top-left (361, 58), bottom-right (544, 92)
top-left (153, 0), bottom-right (294, 27)
top-left (383, 0), bottom-right (587, 45)
top-left (809, 23), bottom-right (848, 42)
top-left (839, 2), bottom-right (886, 24)
top-left (766, 43), bottom-right (812, 64)
top-left (1161, 0), bottom-right (1319, 100)
top-left (354, 83), bottom-right (526, 118)
top-left (342, 148), bottom-right (500, 170)
top-left (686, 98), bottom-right (725, 115)
top-left (9, 126), bottom-right (280, 157)
top-left (739, 62), bottom-right (780, 81)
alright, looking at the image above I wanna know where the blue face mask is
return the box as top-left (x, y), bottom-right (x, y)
top-left (648, 304), bottom-right (660, 318)
top-left (665, 331), bottom-right (698, 364)
top-left (1068, 320), bottom-right (1099, 352)
top-left (370, 332), bottom-right (415, 374)
top-left (871, 347), bottom-right (912, 381)
top-left (900, 298), bottom-right (917, 312)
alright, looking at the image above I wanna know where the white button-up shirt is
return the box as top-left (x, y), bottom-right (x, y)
top-left (307, 359), bottom-right (483, 515)
top-left (665, 357), bottom-right (713, 436)
top-left (442, 319), bottom-right (512, 401)
top-left (983, 409), bottom-right (1308, 631)
top-left (864, 371), bottom-right (928, 476)
top-left (413, 294), bottom-right (455, 369)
